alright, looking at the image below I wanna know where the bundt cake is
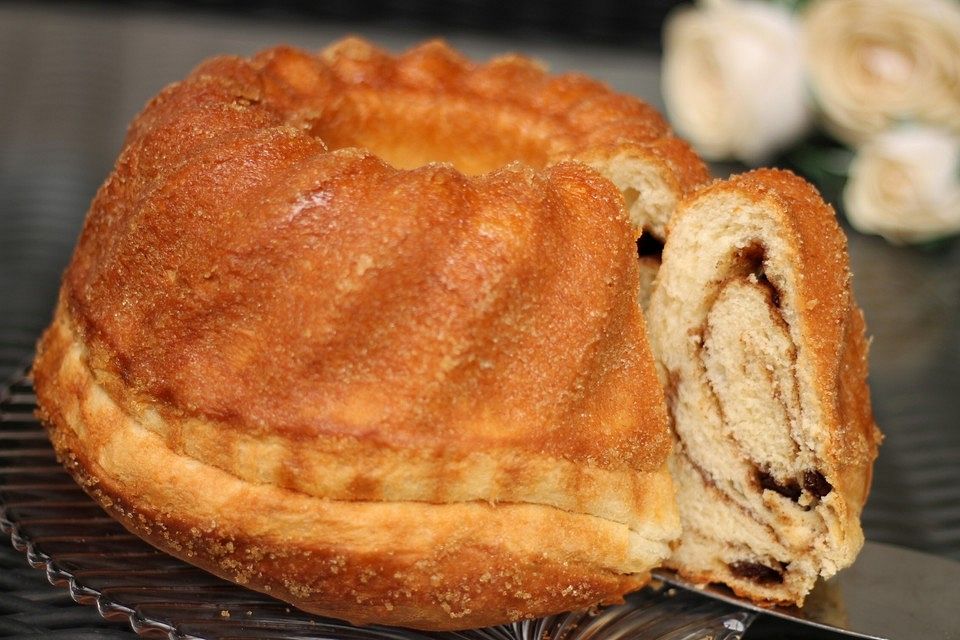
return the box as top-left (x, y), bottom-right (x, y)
top-left (32, 38), bottom-right (704, 630)
top-left (646, 169), bottom-right (881, 606)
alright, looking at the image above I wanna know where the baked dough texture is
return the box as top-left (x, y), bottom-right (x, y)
top-left (32, 38), bottom-right (695, 630)
top-left (646, 169), bottom-right (881, 606)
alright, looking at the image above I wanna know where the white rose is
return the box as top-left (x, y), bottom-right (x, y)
top-left (844, 125), bottom-right (960, 243)
top-left (805, 0), bottom-right (960, 146)
top-left (661, 0), bottom-right (811, 165)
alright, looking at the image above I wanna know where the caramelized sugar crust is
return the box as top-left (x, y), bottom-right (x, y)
top-left (35, 39), bottom-right (687, 629)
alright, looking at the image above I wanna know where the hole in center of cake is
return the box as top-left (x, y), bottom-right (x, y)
top-left (310, 93), bottom-right (554, 175)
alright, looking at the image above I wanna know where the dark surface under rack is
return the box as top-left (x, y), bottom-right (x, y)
top-left (1, 3), bottom-right (959, 639)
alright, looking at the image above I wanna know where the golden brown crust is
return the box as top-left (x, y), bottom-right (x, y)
top-left (835, 305), bottom-right (881, 510)
top-left (35, 311), bottom-right (672, 630)
top-left (64, 40), bottom-right (686, 469)
top-left (35, 38), bottom-right (686, 629)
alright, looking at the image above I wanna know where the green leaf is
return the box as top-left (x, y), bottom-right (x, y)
top-left (769, 0), bottom-right (811, 13)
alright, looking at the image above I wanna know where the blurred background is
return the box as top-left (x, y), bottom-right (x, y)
top-left (1, 1), bottom-right (958, 638)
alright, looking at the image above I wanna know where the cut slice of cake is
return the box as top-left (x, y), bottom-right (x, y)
top-left (646, 169), bottom-right (881, 606)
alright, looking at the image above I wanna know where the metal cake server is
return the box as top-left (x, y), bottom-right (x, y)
top-left (652, 541), bottom-right (960, 639)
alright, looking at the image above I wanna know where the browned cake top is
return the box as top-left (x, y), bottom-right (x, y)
top-left (61, 39), bottom-right (676, 514)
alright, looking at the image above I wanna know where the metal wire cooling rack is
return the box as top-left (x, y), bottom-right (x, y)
top-left (0, 366), bottom-right (753, 640)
